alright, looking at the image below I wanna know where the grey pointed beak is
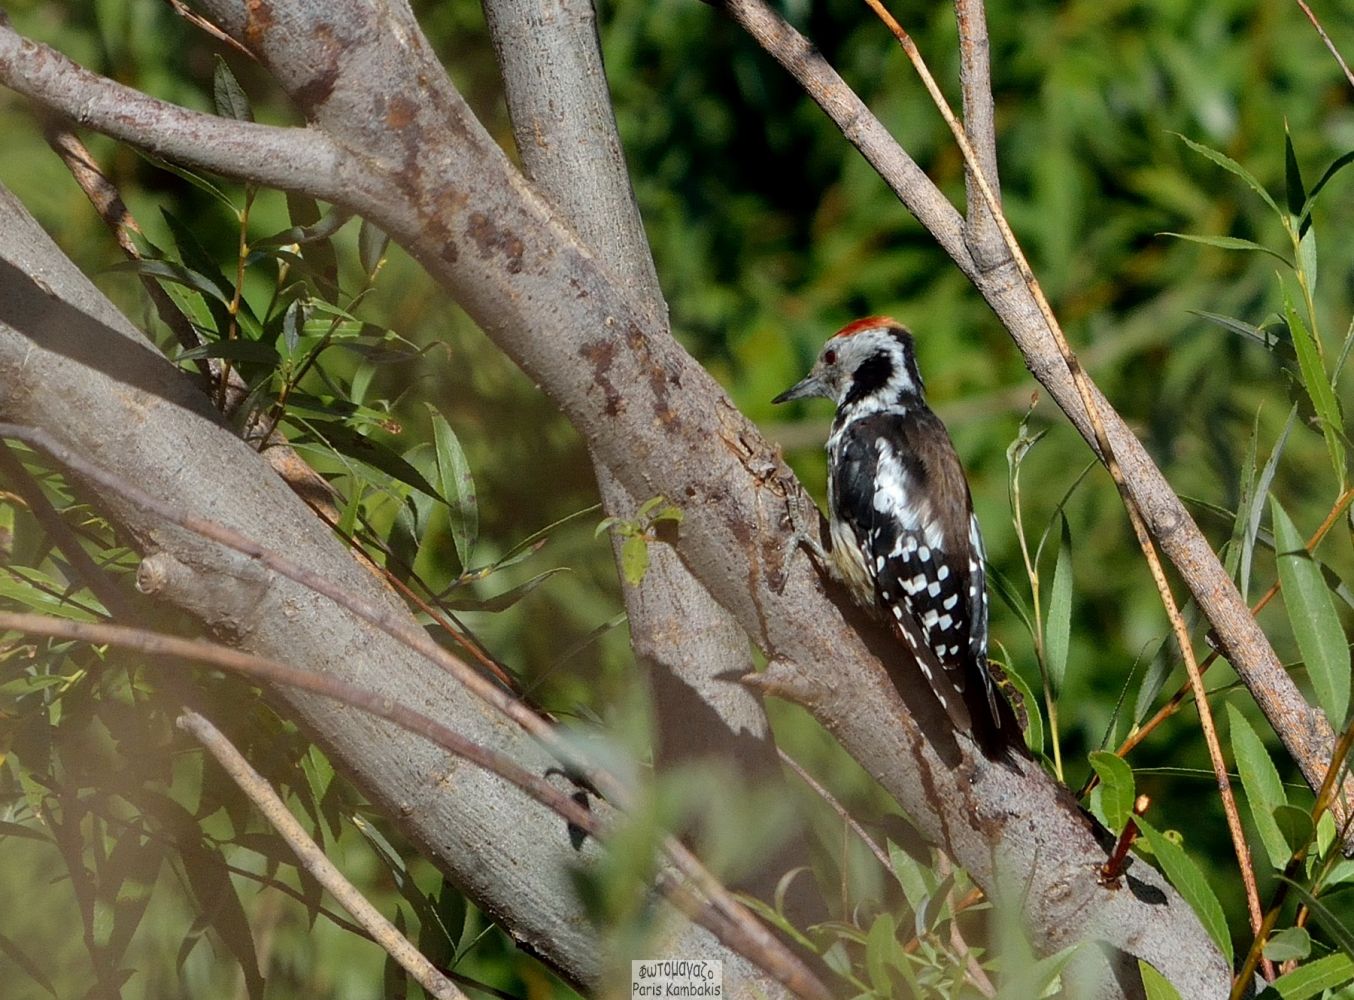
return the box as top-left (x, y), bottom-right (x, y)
top-left (772, 373), bottom-right (826, 405)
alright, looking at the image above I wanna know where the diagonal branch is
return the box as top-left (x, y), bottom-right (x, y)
top-left (953, 0), bottom-right (1005, 265)
top-left (178, 708), bottom-right (468, 1000)
top-left (718, 0), bottom-right (1349, 835)
top-left (0, 23), bottom-right (344, 198)
top-left (479, 0), bottom-right (812, 921)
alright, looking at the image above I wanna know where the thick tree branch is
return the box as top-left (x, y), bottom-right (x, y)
top-left (480, 0), bottom-right (813, 919)
top-left (0, 185), bottom-right (789, 998)
top-left (0, 3), bottom-right (1231, 993)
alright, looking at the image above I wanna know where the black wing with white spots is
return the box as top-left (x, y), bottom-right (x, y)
top-left (828, 410), bottom-right (1009, 752)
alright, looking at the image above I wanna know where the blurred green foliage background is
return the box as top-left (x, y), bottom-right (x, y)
top-left (2, 0), bottom-right (1354, 995)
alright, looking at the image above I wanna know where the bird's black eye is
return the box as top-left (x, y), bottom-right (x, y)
top-left (824, 349), bottom-right (838, 365)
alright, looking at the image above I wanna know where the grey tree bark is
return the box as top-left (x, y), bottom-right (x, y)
top-left (479, 0), bottom-right (819, 919)
top-left (0, 184), bottom-right (783, 997)
top-left (0, 1), bottom-right (1238, 995)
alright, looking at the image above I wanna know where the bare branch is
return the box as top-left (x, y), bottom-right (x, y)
top-left (177, 710), bottom-right (468, 1000)
top-left (480, 0), bottom-right (809, 919)
top-left (953, 0), bottom-right (1005, 266)
top-left (0, 24), bottom-right (344, 197)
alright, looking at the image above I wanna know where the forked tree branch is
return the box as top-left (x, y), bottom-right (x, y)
top-left (0, 5), bottom-right (1230, 994)
top-left (480, 0), bottom-right (816, 921)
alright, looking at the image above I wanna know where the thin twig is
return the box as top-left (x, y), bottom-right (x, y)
top-left (0, 612), bottom-right (601, 833)
top-left (0, 425), bottom-right (831, 1000)
top-left (1295, 0), bottom-right (1354, 90)
top-left (778, 748), bottom-right (893, 875)
top-left (162, 0), bottom-right (256, 58)
top-left (861, 0), bottom-right (1268, 949)
top-left (41, 121), bottom-right (214, 384)
top-left (178, 710), bottom-right (466, 1000)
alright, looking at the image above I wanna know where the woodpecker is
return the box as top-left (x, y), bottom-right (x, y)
top-left (773, 316), bottom-right (1019, 756)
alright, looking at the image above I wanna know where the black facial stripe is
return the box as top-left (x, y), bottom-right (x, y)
top-left (891, 329), bottom-right (925, 394)
top-left (842, 352), bottom-right (894, 408)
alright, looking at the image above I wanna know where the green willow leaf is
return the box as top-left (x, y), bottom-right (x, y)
top-left (212, 55), bottom-right (254, 123)
top-left (1264, 927), bottom-right (1311, 963)
top-left (1045, 516), bottom-right (1073, 693)
top-left (428, 407), bottom-right (478, 568)
top-left (1271, 498), bottom-right (1349, 728)
top-left (1258, 952), bottom-right (1354, 999)
top-left (1283, 287), bottom-right (1345, 485)
top-left (1158, 232), bottom-right (1292, 267)
top-left (1138, 818), bottom-right (1233, 963)
top-left (1088, 751), bottom-right (1134, 833)
top-left (1139, 961), bottom-right (1183, 1000)
top-left (1227, 702), bottom-right (1290, 868)
top-left (1173, 132), bottom-right (1284, 219)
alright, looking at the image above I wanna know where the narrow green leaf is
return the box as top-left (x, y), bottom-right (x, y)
top-left (175, 339), bottom-right (281, 365)
top-left (1242, 408), bottom-right (1296, 602)
top-left (1173, 132), bottom-right (1284, 220)
top-left (1133, 635), bottom-right (1174, 726)
top-left (1191, 310), bottom-right (1294, 358)
top-left (1297, 226), bottom-right (1318, 298)
top-left (428, 407), bottom-right (478, 568)
top-left (1259, 952), bottom-right (1354, 999)
top-left (988, 563), bottom-right (1035, 640)
top-left (621, 535), bottom-right (649, 586)
top-left (1281, 876), bottom-right (1354, 962)
top-left (1273, 804), bottom-right (1315, 856)
top-left (886, 839), bottom-right (931, 911)
top-left (865, 914), bottom-right (897, 997)
top-left (133, 150), bottom-right (235, 209)
top-left (212, 55), bottom-right (254, 122)
top-left (359, 218), bottom-right (390, 277)
top-left (1088, 751), bottom-right (1135, 833)
top-left (0, 931), bottom-right (59, 997)
top-left (1138, 818), bottom-right (1233, 962)
top-left (1264, 927), bottom-right (1311, 963)
top-left (1044, 516), bottom-right (1073, 693)
top-left (1302, 150), bottom-right (1354, 222)
top-left (1271, 498), bottom-right (1349, 728)
top-left (1227, 702), bottom-right (1290, 868)
top-left (109, 258), bottom-right (232, 306)
top-left (995, 645), bottom-right (1043, 755)
top-left (1158, 232), bottom-right (1292, 267)
top-left (443, 568), bottom-right (568, 613)
top-left (255, 207), bottom-right (354, 249)
top-left (1283, 288), bottom-right (1346, 486)
top-left (1139, 961), bottom-right (1183, 1000)
top-left (281, 297), bottom-right (309, 354)
top-left (1284, 124), bottom-right (1307, 222)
